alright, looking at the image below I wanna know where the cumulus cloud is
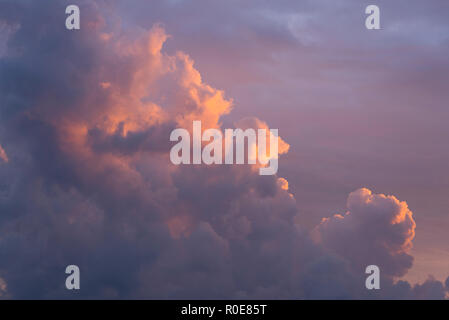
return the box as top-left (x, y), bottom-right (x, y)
top-left (312, 188), bottom-right (449, 299)
top-left (0, 0), bottom-right (295, 299)
top-left (0, 0), bottom-right (447, 300)
top-left (315, 188), bottom-right (416, 278)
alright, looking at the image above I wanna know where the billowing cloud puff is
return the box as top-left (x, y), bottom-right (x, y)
top-left (315, 188), bottom-right (416, 277)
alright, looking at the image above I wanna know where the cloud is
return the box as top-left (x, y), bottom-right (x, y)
top-left (314, 188), bottom-right (416, 278)
top-left (0, 0), bottom-right (447, 300)
top-left (0, 0), bottom-right (294, 299)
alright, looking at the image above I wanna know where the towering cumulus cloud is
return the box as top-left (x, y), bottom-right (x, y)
top-left (0, 0), bottom-right (447, 299)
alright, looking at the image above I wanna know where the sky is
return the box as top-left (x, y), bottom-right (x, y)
top-left (0, 0), bottom-right (448, 299)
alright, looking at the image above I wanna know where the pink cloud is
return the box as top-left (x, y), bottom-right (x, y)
top-left (314, 188), bottom-right (416, 278)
